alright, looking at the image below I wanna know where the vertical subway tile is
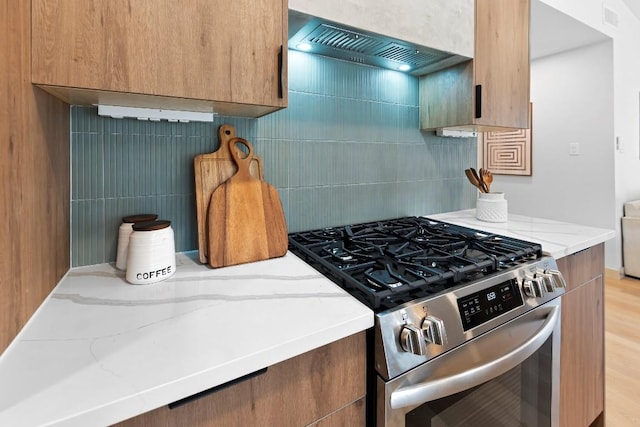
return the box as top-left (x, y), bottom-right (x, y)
top-left (252, 138), bottom-right (289, 189)
top-left (72, 132), bottom-right (104, 200)
top-left (398, 106), bottom-right (421, 143)
top-left (71, 199), bottom-right (105, 267)
top-left (71, 106), bottom-right (104, 134)
top-left (70, 53), bottom-right (478, 265)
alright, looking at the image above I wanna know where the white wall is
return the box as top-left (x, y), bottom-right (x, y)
top-left (492, 40), bottom-right (616, 262)
top-left (493, 0), bottom-right (640, 272)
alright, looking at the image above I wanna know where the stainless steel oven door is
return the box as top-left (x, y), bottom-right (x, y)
top-left (378, 298), bottom-right (561, 427)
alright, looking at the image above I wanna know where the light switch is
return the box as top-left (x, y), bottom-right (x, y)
top-left (569, 143), bottom-right (580, 156)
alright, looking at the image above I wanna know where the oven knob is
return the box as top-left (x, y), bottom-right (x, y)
top-left (548, 269), bottom-right (567, 289)
top-left (399, 324), bottom-right (427, 355)
top-left (421, 316), bottom-right (447, 346)
top-left (523, 277), bottom-right (544, 298)
top-left (536, 270), bottom-right (556, 293)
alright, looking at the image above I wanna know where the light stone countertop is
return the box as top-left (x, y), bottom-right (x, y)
top-left (428, 209), bottom-right (615, 259)
top-left (0, 252), bottom-right (373, 427)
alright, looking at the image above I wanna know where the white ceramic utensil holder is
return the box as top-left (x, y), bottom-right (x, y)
top-left (476, 192), bottom-right (508, 223)
top-left (116, 213), bottom-right (158, 270)
top-left (126, 220), bottom-right (176, 285)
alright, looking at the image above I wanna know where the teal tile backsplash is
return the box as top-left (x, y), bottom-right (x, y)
top-left (71, 50), bottom-right (477, 266)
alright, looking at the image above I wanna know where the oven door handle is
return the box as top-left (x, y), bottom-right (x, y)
top-left (390, 303), bottom-right (560, 409)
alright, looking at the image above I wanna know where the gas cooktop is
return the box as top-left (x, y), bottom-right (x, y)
top-left (288, 216), bottom-right (543, 311)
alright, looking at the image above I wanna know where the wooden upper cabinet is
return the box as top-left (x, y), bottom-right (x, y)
top-left (420, 0), bottom-right (530, 131)
top-left (31, 0), bottom-right (288, 118)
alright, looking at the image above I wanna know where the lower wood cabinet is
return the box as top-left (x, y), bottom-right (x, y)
top-left (557, 244), bottom-right (605, 427)
top-left (115, 332), bottom-right (366, 427)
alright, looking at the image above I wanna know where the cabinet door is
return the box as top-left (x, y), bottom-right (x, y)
top-left (474, 0), bottom-right (530, 129)
top-left (557, 244), bottom-right (605, 427)
top-left (560, 277), bottom-right (604, 427)
top-left (420, 0), bottom-right (530, 131)
top-left (32, 0), bottom-right (287, 114)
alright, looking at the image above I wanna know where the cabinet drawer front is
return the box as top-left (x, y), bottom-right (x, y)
top-left (556, 244), bottom-right (604, 292)
top-left (114, 332), bottom-right (366, 426)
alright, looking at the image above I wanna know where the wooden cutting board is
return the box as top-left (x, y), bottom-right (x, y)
top-left (194, 124), bottom-right (264, 264)
top-left (208, 137), bottom-right (287, 268)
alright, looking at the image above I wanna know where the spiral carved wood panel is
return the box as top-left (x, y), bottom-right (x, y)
top-left (481, 103), bottom-right (532, 176)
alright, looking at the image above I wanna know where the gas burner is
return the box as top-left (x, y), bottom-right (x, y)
top-left (413, 225), bottom-right (431, 243)
top-left (324, 246), bottom-right (355, 262)
top-left (288, 216), bottom-right (543, 311)
top-left (321, 227), bottom-right (341, 238)
top-left (365, 266), bottom-right (404, 290)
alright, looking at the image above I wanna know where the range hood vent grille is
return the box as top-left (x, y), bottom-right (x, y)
top-left (376, 45), bottom-right (443, 67)
top-left (288, 13), bottom-right (468, 75)
top-left (308, 24), bottom-right (386, 54)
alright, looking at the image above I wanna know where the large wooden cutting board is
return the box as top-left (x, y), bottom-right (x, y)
top-left (208, 137), bottom-right (287, 268)
top-left (194, 124), bottom-right (263, 264)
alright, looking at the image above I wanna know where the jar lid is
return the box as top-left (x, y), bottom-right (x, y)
top-left (122, 214), bottom-right (158, 223)
top-left (132, 219), bottom-right (171, 231)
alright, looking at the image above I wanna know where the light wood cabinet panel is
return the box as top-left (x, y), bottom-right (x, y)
top-left (420, 0), bottom-right (530, 132)
top-left (32, 0), bottom-right (288, 118)
top-left (560, 277), bottom-right (604, 427)
top-left (557, 244), bottom-right (605, 427)
top-left (556, 244), bottom-right (604, 293)
top-left (114, 332), bottom-right (366, 426)
top-left (1, 0), bottom-right (70, 352)
top-left (473, 0), bottom-right (530, 129)
top-left (311, 397), bottom-right (365, 427)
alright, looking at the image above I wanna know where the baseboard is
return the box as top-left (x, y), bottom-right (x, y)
top-left (605, 267), bottom-right (625, 280)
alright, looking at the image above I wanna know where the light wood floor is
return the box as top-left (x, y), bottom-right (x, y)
top-left (604, 274), bottom-right (640, 426)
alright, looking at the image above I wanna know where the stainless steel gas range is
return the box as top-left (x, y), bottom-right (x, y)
top-left (288, 216), bottom-right (566, 427)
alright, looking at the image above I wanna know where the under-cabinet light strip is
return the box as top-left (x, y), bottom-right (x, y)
top-left (97, 105), bottom-right (216, 123)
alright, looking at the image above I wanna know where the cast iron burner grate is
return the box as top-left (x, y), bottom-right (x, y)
top-left (288, 217), bottom-right (542, 311)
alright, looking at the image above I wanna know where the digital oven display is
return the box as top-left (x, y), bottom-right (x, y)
top-left (457, 278), bottom-right (524, 331)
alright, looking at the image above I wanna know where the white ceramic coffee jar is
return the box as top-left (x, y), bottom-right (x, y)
top-left (115, 214), bottom-right (158, 270)
top-left (125, 220), bottom-right (176, 285)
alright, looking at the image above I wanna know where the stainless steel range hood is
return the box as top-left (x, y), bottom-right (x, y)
top-left (288, 10), bottom-right (469, 76)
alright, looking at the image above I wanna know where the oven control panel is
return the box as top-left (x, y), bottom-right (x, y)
top-left (456, 278), bottom-right (524, 331)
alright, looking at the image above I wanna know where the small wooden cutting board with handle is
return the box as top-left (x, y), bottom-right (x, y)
top-left (194, 124), bottom-right (263, 264)
top-left (208, 137), bottom-right (287, 268)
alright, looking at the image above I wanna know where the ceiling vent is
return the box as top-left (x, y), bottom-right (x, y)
top-left (603, 5), bottom-right (619, 27)
top-left (288, 12), bottom-right (467, 75)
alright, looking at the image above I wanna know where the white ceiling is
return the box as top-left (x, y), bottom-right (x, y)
top-left (530, 0), bottom-right (610, 60)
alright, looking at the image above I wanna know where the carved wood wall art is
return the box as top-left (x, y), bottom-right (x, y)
top-left (481, 103), bottom-right (533, 176)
